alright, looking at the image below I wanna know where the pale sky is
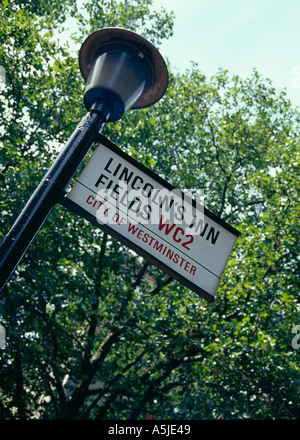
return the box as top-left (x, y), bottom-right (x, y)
top-left (151, 0), bottom-right (300, 107)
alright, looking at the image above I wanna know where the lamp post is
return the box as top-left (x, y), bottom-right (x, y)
top-left (0, 28), bottom-right (168, 293)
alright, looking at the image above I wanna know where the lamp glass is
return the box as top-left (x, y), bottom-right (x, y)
top-left (84, 43), bottom-right (153, 121)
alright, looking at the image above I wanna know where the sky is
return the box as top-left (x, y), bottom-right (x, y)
top-left (151, 0), bottom-right (300, 107)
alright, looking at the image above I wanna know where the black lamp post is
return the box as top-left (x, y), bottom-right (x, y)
top-left (0, 28), bottom-right (168, 292)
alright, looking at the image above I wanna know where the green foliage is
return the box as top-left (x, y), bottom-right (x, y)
top-left (0, 0), bottom-right (299, 420)
top-left (78, 0), bottom-right (174, 45)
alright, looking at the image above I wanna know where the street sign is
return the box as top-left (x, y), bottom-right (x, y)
top-left (60, 135), bottom-right (240, 302)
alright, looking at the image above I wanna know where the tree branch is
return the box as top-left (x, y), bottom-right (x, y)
top-left (82, 350), bottom-right (147, 419)
top-left (207, 119), bottom-right (228, 176)
top-left (66, 257), bottom-right (149, 418)
top-left (150, 276), bottom-right (173, 295)
top-left (82, 233), bottom-right (107, 371)
top-left (14, 345), bottom-right (27, 420)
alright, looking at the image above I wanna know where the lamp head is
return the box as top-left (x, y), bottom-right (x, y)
top-left (79, 28), bottom-right (168, 121)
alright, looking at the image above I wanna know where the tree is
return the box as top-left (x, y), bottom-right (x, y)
top-left (0, 1), bottom-right (299, 420)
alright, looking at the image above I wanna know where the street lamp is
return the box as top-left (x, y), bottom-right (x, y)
top-left (0, 28), bottom-right (168, 292)
top-left (80, 28), bottom-right (168, 121)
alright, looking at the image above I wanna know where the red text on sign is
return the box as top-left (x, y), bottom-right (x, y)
top-left (158, 215), bottom-right (194, 250)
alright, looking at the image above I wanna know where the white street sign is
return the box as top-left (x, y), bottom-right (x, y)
top-left (61, 135), bottom-right (240, 302)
